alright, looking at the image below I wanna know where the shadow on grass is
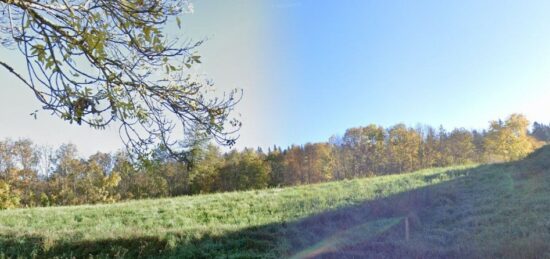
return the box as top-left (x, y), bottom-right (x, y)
top-left (2, 148), bottom-right (550, 258)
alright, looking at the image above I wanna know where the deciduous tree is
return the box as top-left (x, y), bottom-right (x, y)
top-left (0, 0), bottom-right (240, 160)
top-left (484, 114), bottom-right (539, 161)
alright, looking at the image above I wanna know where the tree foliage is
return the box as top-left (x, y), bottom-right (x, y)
top-left (0, 114), bottom-right (545, 209)
top-left (532, 122), bottom-right (550, 142)
top-left (0, 0), bottom-right (240, 160)
top-left (484, 114), bottom-right (540, 161)
top-left (0, 180), bottom-right (19, 209)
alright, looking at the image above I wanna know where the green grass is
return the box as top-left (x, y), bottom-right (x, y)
top-left (1, 146), bottom-right (550, 258)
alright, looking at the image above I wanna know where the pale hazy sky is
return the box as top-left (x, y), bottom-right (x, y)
top-left (1, 0), bottom-right (550, 156)
top-left (0, 1), bottom-right (280, 156)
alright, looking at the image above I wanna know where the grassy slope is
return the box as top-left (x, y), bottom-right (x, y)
top-left (1, 146), bottom-right (549, 258)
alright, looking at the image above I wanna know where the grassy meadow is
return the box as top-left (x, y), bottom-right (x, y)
top-left (1, 146), bottom-right (550, 258)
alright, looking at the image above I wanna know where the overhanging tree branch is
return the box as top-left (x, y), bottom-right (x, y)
top-left (0, 0), bottom-right (241, 161)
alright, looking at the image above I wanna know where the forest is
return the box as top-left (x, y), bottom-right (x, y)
top-left (1, 113), bottom-right (548, 209)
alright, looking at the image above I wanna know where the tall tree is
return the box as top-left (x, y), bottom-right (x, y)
top-left (303, 143), bottom-right (334, 183)
top-left (328, 136), bottom-right (347, 180)
top-left (387, 124), bottom-right (421, 173)
top-left (0, 180), bottom-right (19, 209)
top-left (189, 144), bottom-right (222, 194)
top-left (341, 125), bottom-right (386, 176)
top-left (284, 145), bottom-right (306, 185)
top-left (531, 122), bottom-right (550, 142)
top-left (418, 126), bottom-right (440, 168)
top-left (266, 146), bottom-right (285, 187)
top-left (484, 114), bottom-right (540, 161)
top-left (444, 128), bottom-right (476, 165)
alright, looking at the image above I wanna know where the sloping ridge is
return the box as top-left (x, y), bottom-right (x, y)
top-left (301, 145), bottom-right (550, 258)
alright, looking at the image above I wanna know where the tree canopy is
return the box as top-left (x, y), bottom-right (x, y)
top-left (484, 114), bottom-right (539, 161)
top-left (0, 114), bottom-right (545, 209)
top-left (0, 0), bottom-right (240, 160)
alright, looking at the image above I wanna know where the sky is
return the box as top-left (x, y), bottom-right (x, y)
top-left (1, 0), bottom-right (550, 156)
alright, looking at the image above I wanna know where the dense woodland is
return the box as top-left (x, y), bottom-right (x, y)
top-left (0, 114), bottom-right (547, 209)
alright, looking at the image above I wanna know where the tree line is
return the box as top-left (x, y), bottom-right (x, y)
top-left (0, 114), bottom-right (546, 209)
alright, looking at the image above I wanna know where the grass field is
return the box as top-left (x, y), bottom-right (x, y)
top-left (1, 146), bottom-right (550, 258)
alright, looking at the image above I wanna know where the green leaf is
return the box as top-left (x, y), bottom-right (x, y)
top-left (176, 17), bottom-right (182, 29)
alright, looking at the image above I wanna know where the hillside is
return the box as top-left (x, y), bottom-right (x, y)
top-left (1, 146), bottom-right (550, 258)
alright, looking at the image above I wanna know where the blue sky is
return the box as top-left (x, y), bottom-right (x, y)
top-left (272, 0), bottom-right (550, 146)
top-left (1, 0), bottom-right (549, 155)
